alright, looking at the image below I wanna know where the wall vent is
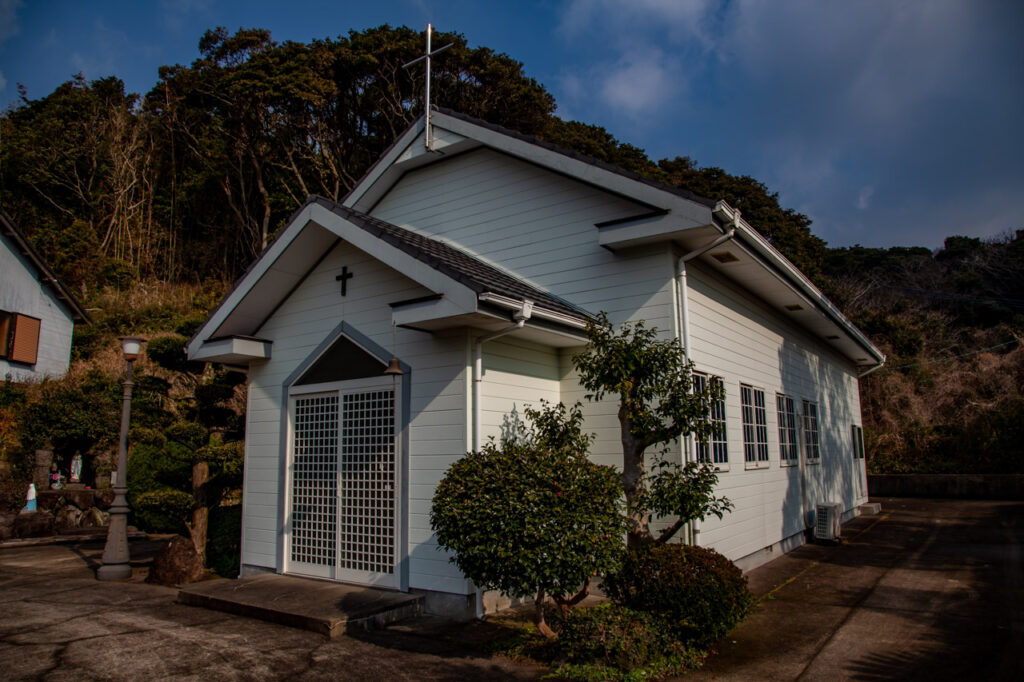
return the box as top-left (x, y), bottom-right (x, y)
top-left (784, 304), bottom-right (803, 312)
top-left (814, 502), bottom-right (842, 541)
top-left (711, 251), bottom-right (739, 264)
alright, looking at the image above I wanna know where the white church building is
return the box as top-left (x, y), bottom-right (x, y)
top-left (188, 109), bottom-right (884, 616)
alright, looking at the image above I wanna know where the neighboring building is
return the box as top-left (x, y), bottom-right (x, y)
top-left (187, 109), bottom-right (884, 616)
top-left (0, 211), bottom-right (90, 381)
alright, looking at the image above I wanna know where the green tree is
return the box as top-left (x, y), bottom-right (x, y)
top-left (572, 313), bottom-right (731, 547)
top-left (131, 334), bottom-right (245, 566)
top-left (431, 402), bottom-right (625, 638)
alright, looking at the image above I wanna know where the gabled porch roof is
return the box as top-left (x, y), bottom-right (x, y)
top-left (187, 197), bottom-right (591, 365)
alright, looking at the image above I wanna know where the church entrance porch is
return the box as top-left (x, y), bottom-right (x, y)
top-left (285, 377), bottom-right (401, 589)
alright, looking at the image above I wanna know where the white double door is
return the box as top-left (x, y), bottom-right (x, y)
top-left (286, 378), bottom-right (399, 588)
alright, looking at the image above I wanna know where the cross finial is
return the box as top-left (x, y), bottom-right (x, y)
top-left (403, 24), bottom-right (453, 150)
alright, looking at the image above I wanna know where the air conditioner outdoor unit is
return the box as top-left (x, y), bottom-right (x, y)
top-left (814, 502), bottom-right (842, 541)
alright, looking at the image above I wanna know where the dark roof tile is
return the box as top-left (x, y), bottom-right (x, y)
top-left (312, 197), bottom-right (589, 321)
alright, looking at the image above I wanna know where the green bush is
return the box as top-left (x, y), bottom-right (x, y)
top-left (127, 440), bottom-right (191, 533)
top-left (431, 402), bottom-right (625, 636)
top-left (603, 543), bottom-right (752, 648)
top-left (550, 603), bottom-right (699, 678)
top-left (431, 438), bottom-right (625, 603)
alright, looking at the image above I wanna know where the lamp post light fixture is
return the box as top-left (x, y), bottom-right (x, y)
top-left (97, 335), bottom-right (146, 581)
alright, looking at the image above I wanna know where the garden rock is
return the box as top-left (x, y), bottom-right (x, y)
top-left (80, 507), bottom-right (109, 527)
top-left (13, 510), bottom-right (55, 538)
top-left (55, 504), bottom-right (83, 529)
top-left (147, 535), bottom-right (204, 586)
top-left (0, 512), bottom-right (15, 540)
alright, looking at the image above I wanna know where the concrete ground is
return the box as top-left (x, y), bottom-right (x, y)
top-left (685, 498), bottom-right (1024, 681)
top-left (0, 498), bottom-right (1021, 680)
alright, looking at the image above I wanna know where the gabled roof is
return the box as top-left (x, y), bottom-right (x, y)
top-left (339, 108), bottom-right (883, 368)
top-left (0, 210), bottom-right (91, 324)
top-left (436, 108), bottom-right (717, 210)
top-left (315, 198), bottom-right (587, 321)
top-left (187, 197), bottom-right (591, 363)
top-left (190, 108), bottom-right (883, 369)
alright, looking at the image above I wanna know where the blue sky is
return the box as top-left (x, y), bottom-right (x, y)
top-left (2, 0), bottom-right (1022, 250)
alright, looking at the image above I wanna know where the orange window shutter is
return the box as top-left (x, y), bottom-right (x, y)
top-left (10, 315), bottom-right (41, 365)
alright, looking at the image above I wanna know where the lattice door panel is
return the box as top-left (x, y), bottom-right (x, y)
top-left (289, 393), bottom-right (340, 578)
top-left (338, 389), bottom-right (396, 582)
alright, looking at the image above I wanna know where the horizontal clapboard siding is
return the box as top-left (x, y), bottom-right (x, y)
top-left (371, 148), bottom-right (671, 322)
top-left (684, 261), bottom-right (861, 561)
top-left (0, 236), bottom-right (76, 381)
top-left (240, 236), bottom-right (468, 589)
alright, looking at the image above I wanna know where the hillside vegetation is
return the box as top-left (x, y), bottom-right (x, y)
top-left (1, 25), bottom-right (1021, 487)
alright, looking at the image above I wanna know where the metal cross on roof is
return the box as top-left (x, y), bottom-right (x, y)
top-left (403, 24), bottom-right (453, 151)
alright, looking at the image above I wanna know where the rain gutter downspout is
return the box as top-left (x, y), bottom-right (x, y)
top-left (857, 359), bottom-right (886, 379)
top-left (472, 299), bottom-right (534, 619)
top-left (676, 218), bottom-right (737, 546)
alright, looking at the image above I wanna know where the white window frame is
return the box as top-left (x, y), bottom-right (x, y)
top-left (693, 372), bottom-right (728, 470)
top-left (776, 393), bottom-right (799, 466)
top-left (741, 384), bottom-right (770, 468)
top-left (851, 424), bottom-right (865, 459)
top-left (802, 399), bottom-right (821, 464)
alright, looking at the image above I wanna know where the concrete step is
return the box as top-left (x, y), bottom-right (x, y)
top-left (177, 574), bottom-right (422, 638)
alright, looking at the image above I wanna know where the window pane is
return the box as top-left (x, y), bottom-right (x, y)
top-left (741, 385), bottom-right (768, 465)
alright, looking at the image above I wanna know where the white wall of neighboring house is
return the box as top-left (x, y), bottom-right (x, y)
top-left (0, 235), bottom-right (76, 381)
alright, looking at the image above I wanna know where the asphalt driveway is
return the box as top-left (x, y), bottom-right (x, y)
top-left (0, 498), bottom-right (1021, 681)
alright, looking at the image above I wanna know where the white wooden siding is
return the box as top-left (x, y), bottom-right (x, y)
top-left (0, 237), bottom-right (76, 380)
top-left (683, 261), bottom-right (862, 561)
top-left (371, 148), bottom-right (669, 318)
top-left (241, 234), bottom-right (469, 593)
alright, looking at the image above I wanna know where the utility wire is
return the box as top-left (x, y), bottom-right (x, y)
top-left (876, 285), bottom-right (1024, 309)
top-left (879, 339), bottom-right (1019, 371)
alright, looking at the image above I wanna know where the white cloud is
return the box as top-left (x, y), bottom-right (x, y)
top-left (160, 0), bottom-right (208, 32)
top-left (0, 0), bottom-right (24, 44)
top-left (856, 186), bottom-right (874, 211)
top-left (560, 0), bottom-right (717, 48)
top-left (599, 50), bottom-right (681, 116)
top-left (555, 1), bottom-right (715, 120)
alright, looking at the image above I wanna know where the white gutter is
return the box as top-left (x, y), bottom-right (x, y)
top-left (675, 219), bottom-right (737, 546)
top-left (478, 292), bottom-right (586, 330)
top-left (858, 360), bottom-right (886, 378)
top-left (471, 299), bottom-right (534, 618)
top-left (712, 201), bottom-right (884, 366)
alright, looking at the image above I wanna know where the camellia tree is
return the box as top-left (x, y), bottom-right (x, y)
top-left (572, 312), bottom-right (732, 547)
top-left (431, 402), bottom-right (625, 638)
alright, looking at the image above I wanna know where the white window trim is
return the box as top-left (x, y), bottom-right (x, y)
top-left (777, 393), bottom-right (799, 467)
top-left (852, 424), bottom-right (866, 459)
top-left (802, 399), bottom-right (821, 465)
top-left (741, 383), bottom-right (770, 469)
top-left (693, 372), bottom-right (729, 471)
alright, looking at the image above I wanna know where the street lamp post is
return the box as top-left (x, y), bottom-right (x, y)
top-left (97, 336), bottom-right (145, 581)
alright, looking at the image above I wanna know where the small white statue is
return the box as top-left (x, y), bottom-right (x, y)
top-left (70, 452), bottom-right (83, 484)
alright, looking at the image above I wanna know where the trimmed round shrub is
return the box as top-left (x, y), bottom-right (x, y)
top-left (603, 543), bottom-right (752, 647)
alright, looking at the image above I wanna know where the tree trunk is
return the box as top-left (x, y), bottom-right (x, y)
top-left (189, 460), bottom-right (210, 566)
top-left (534, 588), bottom-right (556, 639)
top-left (620, 402), bottom-right (649, 547)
